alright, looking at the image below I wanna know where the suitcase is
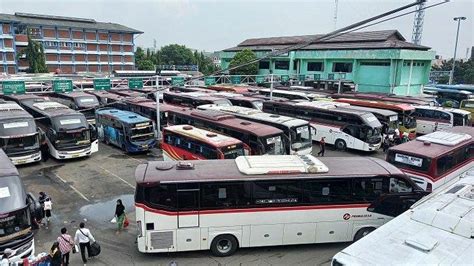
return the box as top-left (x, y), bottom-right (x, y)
top-left (89, 242), bottom-right (101, 257)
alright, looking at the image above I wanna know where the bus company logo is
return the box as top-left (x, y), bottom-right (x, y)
top-left (343, 213), bottom-right (351, 220)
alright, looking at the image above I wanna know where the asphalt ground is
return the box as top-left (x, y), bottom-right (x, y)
top-left (17, 142), bottom-right (386, 265)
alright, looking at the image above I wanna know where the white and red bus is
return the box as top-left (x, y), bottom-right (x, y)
top-left (161, 125), bottom-right (249, 160)
top-left (163, 91), bottom-right (232, 108)
top-left (387, 126), bottom-right (473, 191)
top-left (135, 155), bottom-right (423, 256)
top-left (412, 105), bottom-right (471, 134)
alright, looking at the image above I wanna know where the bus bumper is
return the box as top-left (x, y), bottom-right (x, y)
top-left (11, 151), bottom-right (42, 165)
top-left (55, 148), bottom-right (93, 159)
top-left (7, 239), bottom-right (35, 264)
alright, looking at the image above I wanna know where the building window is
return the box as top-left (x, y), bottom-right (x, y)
top-left (307, 62), bottom-right (324, 71)
top-left (14, 25), bottom-right (27, 35)
top-left (259, 61), bottom-right (270, 70)
top-left (275, 60), bottom-right (289, 70)
top-left (28, 27), bottom-right (41, 38)
top-left (333, 62), bottom-right (353, 73)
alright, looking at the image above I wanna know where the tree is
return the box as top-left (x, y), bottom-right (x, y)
top-left (17, 36), bottom-right (48, 73)
top-left (137, 59), bottom-right (155, 70)
top-left (160, 44), bottom-right (195, 65)
top-left (134, 47), bottom-right (145, 64)
top-left (432, 58), bottom-right (474, 84)
top-left (228, 49), bottom-right (258, 75)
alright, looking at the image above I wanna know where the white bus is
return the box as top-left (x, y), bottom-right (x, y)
top-left (254, 89), bottom-right (311, 101)
top-left (135, 155), bottom-right (423, 256)
top-left (263, 101), bottom-right (383, 152)
top-left (332, 166), bottom-right (474, 266)
top-left (198, 104), bottom-right (313, 155)
top-left (22, 100), bottom-right (99, 159)
top-left (412, 105), bottom-right (471, 134)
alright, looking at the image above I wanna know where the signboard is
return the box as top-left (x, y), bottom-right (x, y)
top-left (231, 75), bottom-right (241, 84)
top-left (395, 153), bottom-right (423, 167)
top-left (2, 80), bottom-right (25, 95)
top-left (128, 78), bottom-right (143, 89)
top-left (157, 65), bottom-right (198, 71)
top-left (52, 79), bottom-right (73, 93)
top-left (204, 77), bottom-right (216, 86)
top-left (255, 75), bottom-right (265, 84)
top-left (281, 75), bottom-right (289, 82)
top-left (171, 77), bottom-right (185, 86)
top-left (93, 78), bottom-right (111, 90)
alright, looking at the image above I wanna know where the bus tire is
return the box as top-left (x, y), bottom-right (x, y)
top-left (335, 139), bottom-right (347, 151)
top-left (210, 234), bottom-right (238, 257)
top-left (353, 227), bottom-right (375, 242)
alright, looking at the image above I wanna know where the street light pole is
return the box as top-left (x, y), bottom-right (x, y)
top-left (449, 16), bottom-right (466, 85)
top-left (155, 75), bottom-right (161, 141)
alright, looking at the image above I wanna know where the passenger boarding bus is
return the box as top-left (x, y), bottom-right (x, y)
top-left (338, 105), bottom-right (398, 137)
top-left (22, 100), bottom-right (99, 159)
top-left (167, 109), bottom-right (286, 155)
top-left (0, 101), bottom-right (41, 165)
top-left (163, 92), bottom-right (232, 108)
top-left (412, 106), bottom-right (471, 134)
top-left (387, 126), bottom-right (473, 191)
top-left (254, 89), bottom-right (310, 101)
top-left (162, 125), bottom-right (249, 160)
top-left (96, 109), bottom-right (156, 153)
top-left (198, 105), bottom-right (312, 155)
top-left (0, 149), bottom-right (42, 263)
top-left (334, 98), bottom-right (417, 139)
top-left (332, 166), bottom-right (474, 266)
top-left (263, 101), bottom-right (383, 151)
top-left (47, 92), bottom-right (100, 124)
top-left (134, 155), bottom-right (422, 256)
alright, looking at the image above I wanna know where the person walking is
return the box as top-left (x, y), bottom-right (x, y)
top-left (115, 199), bottom-right (126, 235)
top-left (49, 242), bottom-right (62, 266)
top-left (317, 137), bottom-right (325, 156)
top-left (383, 135), bottom-right (390, 153)
top-left (57, 227), bottom-right (74, 266)
top-left (0, 248), bottom-right (14, 266)
top-left (75, 222), bottom-right (95, 265)
top-left (44, 197), bottom-right (52, 225)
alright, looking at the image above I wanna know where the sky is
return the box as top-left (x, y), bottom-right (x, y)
top-left (1, 0), bottom-right (472, 59)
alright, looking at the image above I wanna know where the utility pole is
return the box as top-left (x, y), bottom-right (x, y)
top-left (333, 0), bottom-right (339, 30)
top-left (449, 16), bottom-right (467, 85)
top-left (155, 75), bottom-right (161, 141)
top-left (411, 1), bottom-right (425, 45)
top-left (269, 74), bottom-right (274, 100)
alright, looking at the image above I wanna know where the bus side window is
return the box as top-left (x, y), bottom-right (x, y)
top-left (437, 154), bottom-right (455, 176)
top-left (389, 177), bottom-right (413, 193)
top-left (303, 179), bottom-right (351, 204)
top-left (144, 184), bottom-right (177, 210)
top-left (252, 180), bottom-right (302, 205)
top-left (201, 182), bottom-right (251, 209)
top-left (352, 178), bottom-right (385, 202)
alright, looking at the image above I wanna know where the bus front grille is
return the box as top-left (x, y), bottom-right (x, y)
top-left (150, 231), bottom-right (173, 249)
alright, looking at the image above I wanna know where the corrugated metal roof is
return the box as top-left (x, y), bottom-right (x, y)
top-left (0, 12), bottom-right (142, 34)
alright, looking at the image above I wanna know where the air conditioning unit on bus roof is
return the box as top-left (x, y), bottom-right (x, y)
top-left (416, 131), bottom-right (472, 146)
top-left (236, 155), bottom-right (329, 175)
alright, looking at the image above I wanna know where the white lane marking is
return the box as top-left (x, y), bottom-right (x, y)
top-left (97, 165), bottom-right (135, 189)
top-left (52, 172), bottom-right (90, 202)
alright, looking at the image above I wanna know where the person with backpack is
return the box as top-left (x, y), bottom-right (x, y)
top-left (75, 222), bottom-right (95, 265)
top-left (57, 227), bottom-right (74, 266)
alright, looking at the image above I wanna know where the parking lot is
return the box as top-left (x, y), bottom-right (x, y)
top-left (18, 142), bottom-right (385, 265)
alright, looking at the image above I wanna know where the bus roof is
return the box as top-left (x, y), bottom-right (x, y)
top-left (424, 87), bottom-right (472, 95)
top-left (207, 84), bottom-right (250, 93)
top-left (0, 101), bottom-right (33, 120)
top-left (414, 105), bottom-right (472, 115)
top-left (169, 108), bottom-right (283, 136)
top-left (389, 127), bottom-right (474, 158)
top-left (338, 105), bottom-right (398, 117)
top-left (164, 91), bottom-right (228, 102)
top-left (334, 98), bottom-right (415, 111)
top-left (2, 94), bottom-right (47, 104)
top-left (136, 156), bottom-right (403, 184)
top-left (96, 108), bottom-right (151, 124)
top-left (0, 148), bottom-right (19, 177)
top-left (275, 101), bottom-right (371, 116)
top-left (164, 125), bottom-right (243, 147)
top-left (55, 92), bottom-right (97, 98)
top-left (333, 167), bottom-right (474, 265)
top-left (0, 149), bottom-right (28, 213)
top-left (23, 100), bottom-right (79, 117)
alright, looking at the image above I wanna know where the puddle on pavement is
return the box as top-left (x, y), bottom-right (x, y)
top-left (80, 194), bottom-right (134, 223)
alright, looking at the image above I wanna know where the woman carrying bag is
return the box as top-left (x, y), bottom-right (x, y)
top-left (114, 199), bottom-right (127, 234)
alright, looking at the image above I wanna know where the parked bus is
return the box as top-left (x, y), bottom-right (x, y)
top-left (167, 109), bottom-right (286, 155)
top-left (212, 94), bottom-right (264, 110)
top-left (412, 106), bottom-right (471, 134)
top-left (96, 108), bottom-right (156, 153)
top-left (108, 89), bottom-right (146, 98)
top-left (460, 99), bottom-right (474, 123)
top-left (163, 91), bottom-right (232, 108)
top-left (0, 101), bottom-right (41, 165)
top-left (46, 92), bottom-right (100, 124)
top-left (207, 84), bottom-right (250, 94)
top-left (1, 94), bottom-right (48, 106)
top-left (85, 90), bottom-right (124, 105)
top-left (424, 87), bottom-right (473, 108)
top-left (0, 149), bottom-right (41, 263)
top-left (169, 86), bottom-right (214, 93)
top-left (135, 155), bottom-right (423, 256)
top-left (22, 100), bottom-right (99, 159)
top-left (332, 166), bottom-right (474, 266)
top-left (334, 98), bottom-right (417, 139)
top-left (330, 92), bottom-right (437, 106)
top-left (199, 105), bottom-right (312, 155)
top-left (387, 126), bottom-right (473, 191)
top-left (338, 105), bottom-right (398, 137)
top-left (263, 101), bottom-right (382, 151)
top-left (162, 125), bottom-right (249, 160)
top-left (254, 89), bottom-right (310, 101)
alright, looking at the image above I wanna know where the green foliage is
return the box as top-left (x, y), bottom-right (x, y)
top-left (442, 101), bottom-right (453, 108)
top-left (137, 59), bottom-right (155, 71)
top-left (228, 49), bottom-right (258, 75)
top-left (17, 36), bottom-right (48, 73)
top-left (432, 58), bottom-right (474, 84)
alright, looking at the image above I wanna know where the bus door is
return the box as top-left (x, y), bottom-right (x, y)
top-left (176, 186), bottom-right (201, 251)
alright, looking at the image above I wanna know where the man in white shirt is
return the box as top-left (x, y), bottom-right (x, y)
top-left (74, 222), bottom-right (95, 265)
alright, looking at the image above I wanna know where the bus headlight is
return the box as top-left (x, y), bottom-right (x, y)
top-left (137, 220), bottom-right (142, 237)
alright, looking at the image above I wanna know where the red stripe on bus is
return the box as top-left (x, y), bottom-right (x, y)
top-left (135, 203), bottom-right (370, 216)
top-left (401, 159), bottom-right (473, 181)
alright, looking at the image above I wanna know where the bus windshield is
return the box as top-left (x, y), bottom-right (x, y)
top-left (261, 135), bottom-right (284, 155)
top-left (402, 112), bottom-right (417, 129)
top-left (0, 134), bottom-right (39, 155)
top-left (386, 151), bottom-right (431, 173)
top-left (254, 101), bottom-right (263, 110)
top-left (56, 129), bottom-right (91, 148)
top-left (0, 119), bottom-right (36, 136)
top-left (0, 208), bottom-right (30, 238)
top-left (290, 125), bottom-right (312, 150)
top-left (453, 113), bottom-right (471, 126)
top-left (221, 144), bottom-right (246, 159)
top-left (128, 123), bottom-right (154, 142)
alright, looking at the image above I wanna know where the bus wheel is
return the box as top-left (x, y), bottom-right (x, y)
top-left (210, 234), bottom-right (238, 257)
top-left (353, 227), bottom-right (375, 242)
top-left (335, 139), bottom-right (347, 151)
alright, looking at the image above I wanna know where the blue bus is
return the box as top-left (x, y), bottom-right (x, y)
top-left (95, 108), bottom-right (156, 153)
